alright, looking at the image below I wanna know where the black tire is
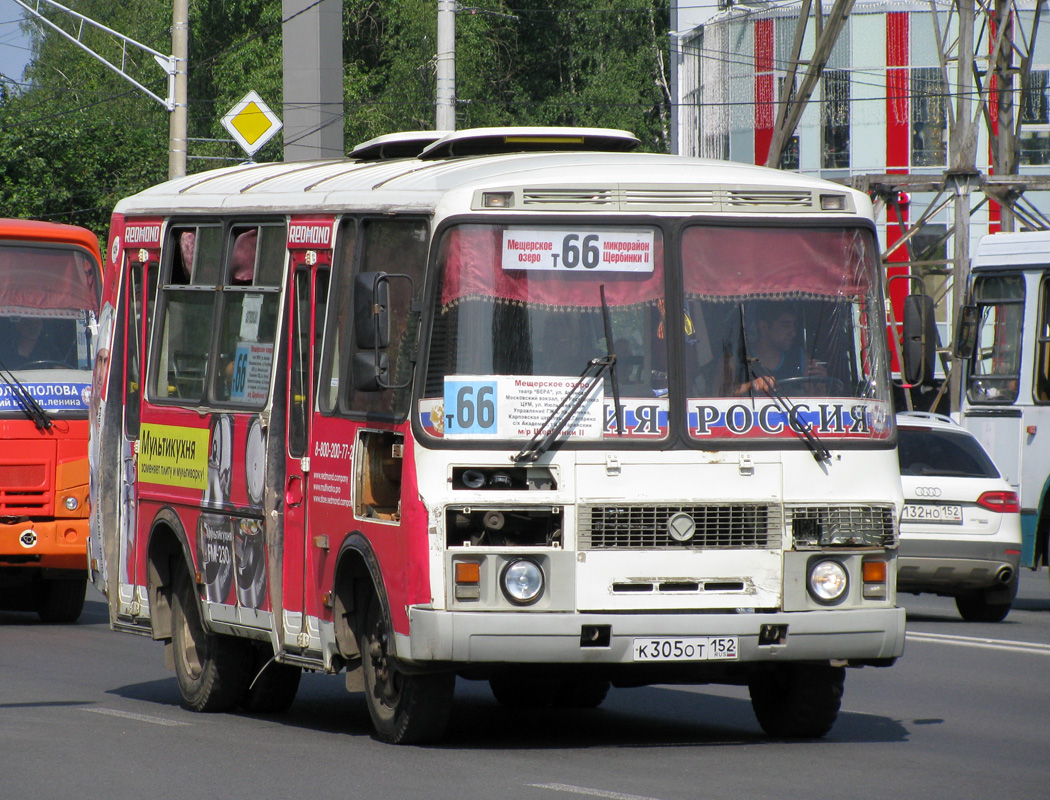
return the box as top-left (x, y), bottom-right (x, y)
top-left (170, 568), bottom-right (252, 712)
top-left (359, 597), bottom-right (455, 744)
top-left (241, 656), bottom-right (302, 713)
top-left (955, 589), bottom-right (1013, 622)
top-left (552, 679), bottom-right (610, 709)
top-left (36, 575), bottom-right (86, 623)
top-left (489, 674), bottom-right (555, 708)
top-left (748, 663), bottom-right (845, 738)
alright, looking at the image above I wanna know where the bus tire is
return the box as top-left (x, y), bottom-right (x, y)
top-left (489, 674), bottom-right (554, 708)
top-left (552, 679), bottom-right (611, 709)
top-left (171, 568), bottom-right (251, 712)
top-left (35, 574), bottom-right (86, 624)
top-left (748, 663), bottom-right (844, 738)
top-left (359, 598), bottom-right (454, 744)
top-left (241, 657), bottom-right (302, 714)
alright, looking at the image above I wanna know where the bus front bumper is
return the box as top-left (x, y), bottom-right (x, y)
top-left (400, 606), bottom-right (906, 666)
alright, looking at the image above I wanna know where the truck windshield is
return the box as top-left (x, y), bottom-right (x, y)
top-left (0, 243), bottom-right (98, 412)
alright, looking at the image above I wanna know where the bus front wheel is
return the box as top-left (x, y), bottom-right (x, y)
top-left (171, 568), bottom-right (251, 712)
top-left (748, 663), bottom-right (844, 738)
top-left (359, 598), bottom-right (454, 744)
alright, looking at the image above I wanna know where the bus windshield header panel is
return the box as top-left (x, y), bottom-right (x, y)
top-left (681, 225), bottom-right (892, 443)
top-left (422, 223), bottom-right (668, 442)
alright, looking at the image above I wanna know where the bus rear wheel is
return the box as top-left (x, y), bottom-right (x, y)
top-left (359, 598), bottom-right (454, 744)
top-left (171, 568), bottom-right (251, 712)
top-left (748, 663), bottom-right (844, 738)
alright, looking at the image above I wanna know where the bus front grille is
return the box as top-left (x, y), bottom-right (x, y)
top-left (788, 504), bottom-right (898, 549)
top-left (578, 504), bottom-right (780, 550)
top-left (0, 463), bottom-right (50, 513)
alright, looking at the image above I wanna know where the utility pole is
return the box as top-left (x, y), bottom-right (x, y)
top-left (282, 0), bottom-right (344, 160)
top-left (12, 0), bottom-right (185, 178)
top-left (436, 0), bottom-right (456, 131)
top-left (170, 0), bottom-right (188, 178)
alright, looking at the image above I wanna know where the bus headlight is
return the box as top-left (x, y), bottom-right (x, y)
top-left (63, 496), bottom-right (79, 511)
top-left (808, 559), bottom-right (849, 605)
top-left (501, 559), bottom-right (544, 605)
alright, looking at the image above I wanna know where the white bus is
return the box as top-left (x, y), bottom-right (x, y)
top-left (89, 127), bottom-right (905, 744)
top-left (959, 230), bottom-right (1050, 577)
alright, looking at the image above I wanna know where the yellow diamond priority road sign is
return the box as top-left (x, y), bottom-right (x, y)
top-left (221, 91), bottom-right (282, 157)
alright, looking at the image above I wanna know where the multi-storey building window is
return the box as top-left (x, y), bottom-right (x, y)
top-left (911, 67), bottom-right (948, 167)
top-left (822, 69), bottom-right (850, 169)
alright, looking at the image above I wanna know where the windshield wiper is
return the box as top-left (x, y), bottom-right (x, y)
top-left (513, 355), bottom-right (614, 464)
top-left (739, 304), bottom-right (829, 463)
top-left (0, 357), bottom-right (53, 431)
top-left (600, 285), bottom-right (624, 436)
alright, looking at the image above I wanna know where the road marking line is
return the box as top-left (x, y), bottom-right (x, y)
top-left (83, 708), bottom-right (191, 726)
top-left (527, 784), bottom-right (664, 800)
top-left (907, 631), bottom-right (1050, 656)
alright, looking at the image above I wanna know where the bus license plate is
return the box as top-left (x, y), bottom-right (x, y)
top-left (633, 637), bottom-right (738, 661)
top-left (902, 503), bottom-right (963, 524)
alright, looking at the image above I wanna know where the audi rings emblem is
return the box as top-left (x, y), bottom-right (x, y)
top-left (914, 487), bottom-right (943, 497)
top-left (667, 512), bottom-right (697, 542)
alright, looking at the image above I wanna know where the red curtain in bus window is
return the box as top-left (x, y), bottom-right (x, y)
top-left (0, 247), bottom-right (99, 312)
top-left (681, 226), bottom-right (874, 301)
top-left (438, 225), bottom-right (664, 309)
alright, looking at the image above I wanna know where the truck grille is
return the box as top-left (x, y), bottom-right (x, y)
top-left (0, 463), bottom-right (50, 513)
top-left (578, 504), bottom-right (781, 550)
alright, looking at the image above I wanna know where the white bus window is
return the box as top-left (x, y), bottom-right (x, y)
top-left (1036, 279), bottom-right (1050, 403)
top-left (968, 274), bottom-right (1024, 405)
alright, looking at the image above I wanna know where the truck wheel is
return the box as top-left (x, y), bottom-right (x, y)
top-left (955, 589), bottom-right (1013, 622)
top-left (241, 656), bottom-right (301, 714)
top-left (171, 568), bottom-right (251, 712)
top-left (748, 663), bottom-right (844, 738)
top-left (36, 575), bottom-right (86, 623)
top-left (359, 598), bottom-right (454, 744)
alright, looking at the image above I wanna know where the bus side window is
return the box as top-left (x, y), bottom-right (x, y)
top-left (319, 220), bottom-right (357, 415)
top-left (343, 218), bottom-right (427, 419)
top-left (212, 225), bottom-right (284, 405)
top-left (151, 226), bottom-right (221, 400)
top-left (1037, 279), bottom-right (1050, 402)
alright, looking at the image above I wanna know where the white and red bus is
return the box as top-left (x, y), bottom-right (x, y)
top-left (90, 127), bottom-right (905, 743)
top-left (0, 218), bottom-right (102, 623)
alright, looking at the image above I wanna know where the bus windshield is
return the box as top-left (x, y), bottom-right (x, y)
top-left (0, 243), bottom-right (99, 377)
top-left (421, 222), bottom-right (891, 444)
top-left (967, 273), bottom-right (1024, 404)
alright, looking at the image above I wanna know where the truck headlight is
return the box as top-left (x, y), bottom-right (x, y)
top-left (501, 559), bottom-right (544, 605)
top-left (808, 559), bottom-right (849, 605)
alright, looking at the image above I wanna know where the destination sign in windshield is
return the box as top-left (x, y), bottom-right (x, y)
top-left (502, 228), bottom-right (654, 273)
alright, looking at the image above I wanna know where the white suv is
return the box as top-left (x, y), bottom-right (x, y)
top-left (896, 412), bottom-right (1023, 622)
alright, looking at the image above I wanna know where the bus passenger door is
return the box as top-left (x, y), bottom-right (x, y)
top-left (282, 256), bottom-right (330, 652)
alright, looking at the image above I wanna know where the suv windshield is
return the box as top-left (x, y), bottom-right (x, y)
top-left (898, 426), bottom-right (1000, 478)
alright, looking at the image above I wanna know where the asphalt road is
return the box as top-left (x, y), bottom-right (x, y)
top-left (2, 570), bottom-right (1048, 800)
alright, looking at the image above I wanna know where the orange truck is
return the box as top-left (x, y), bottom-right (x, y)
top-left (0, 219), bottom-right (102, 622)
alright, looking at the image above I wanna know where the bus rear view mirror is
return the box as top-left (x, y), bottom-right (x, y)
top-left (353, 351), bottom-right (390, 392)
top-left (355, 272), bottom-right (390, 349)
top-left (953, 304), bottom-right (978, 360)
top-left (902, 292), bottom-right (937, 385)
